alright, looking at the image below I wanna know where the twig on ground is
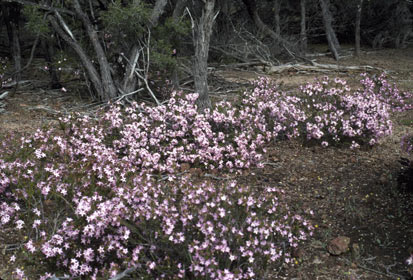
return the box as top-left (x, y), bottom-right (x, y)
top-left (344, 258), bottom-right (406, 280)
top-left (108, 266), bottom-right (138, 280)
top-left (28, 105), bottom-right (61, 115)
top-left (204, 173), bottom-right (235, 180)
top-left (358, 263), bottom-right (406, 280)
top-left (2, 80), bottom-right (33, 88)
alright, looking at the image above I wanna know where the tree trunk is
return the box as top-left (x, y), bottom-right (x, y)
top-left (193, 0), bottom-right (218, 112)
top-left (122, 45), bottom-right (139, 94)
top-left (319, 0), bottom-right (340, 60)
top-left (354, 0), bottom-right (363, 56)
top-left (242, 0), bottom-right (297, 56)
top-left (172, 0), bottom-right (188, 20)
top-left (4, 3), bottom-right (21, 82)
top-left (41, 36), bottom-right (62, 89)
top-left (48, 15), bottom-right (104, 96)
top-left (150, 0), bottom-right (167, 26)
top-left (122, 0), bottom-right (168, 94)
top-left (300, 0), bottom-right (307, 52)
top-left (171, 0), bottom-right (188, 89)
top-left (274, 0), bottom-right (281, 38)
top-left (72, 0), bottom-right (117, 100)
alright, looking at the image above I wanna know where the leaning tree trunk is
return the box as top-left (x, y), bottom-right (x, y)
top-left (72, 0), bottom-right (117, 100)
top-left (354, 0), bottom-right (363, 56)
top-left (300, 0), bottom-right (307, 52)
top-left (192, 0), bottom-right (218, 112)
top-left (319, 0), bottom-right (340, 60)
top-left (3, 3), bottom-right (21, 82)
top-left (170, 0), bottom-right (189, 89)
top-left (48, 15), bottom-right (104, 96)
top-left (242, 0), bottom-right (298, 57)
top-left (173, 0), bottom-right (188, 20)
top-left (122, 0), bottom-right (168, 94)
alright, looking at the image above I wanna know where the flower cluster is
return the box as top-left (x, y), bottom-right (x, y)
top-left (0, 73), bottom-right (408, 279)
top-left (0, 138), bottom-right (313, 279)
top-left (0, 88), bottom-right (314, 279)
top-left (300, 76), bottom-right (393, 147)
top-left (100, 91), bottom-right (268, 173)
top-left (359, 73), bottom-right (413, 113)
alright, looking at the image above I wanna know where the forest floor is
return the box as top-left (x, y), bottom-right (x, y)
top-left (0, 45), bottom-right (413, 279)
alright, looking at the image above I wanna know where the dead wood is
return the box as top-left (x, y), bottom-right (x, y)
top-left (267, 62), bottom-right (383, 74)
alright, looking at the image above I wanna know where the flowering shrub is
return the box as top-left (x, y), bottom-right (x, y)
top-left (238, 78), bottom-right (306, 140)
top-left (359, 73), bottom-right (413, 112)
top-left (0, 89), bottom-right (314, 279)
top-left (100, 91), bottom-right (269, 172)
top-left (300, 76), bottom-right (393, 148)
top-left (0, 73), bottom-right (409, 278)
top-left (0, 128), bottom-right (313, 279)
top-left (2, 170), bottom-right (313, 279)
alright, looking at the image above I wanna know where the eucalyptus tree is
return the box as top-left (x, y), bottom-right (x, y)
top-left (318, 0), bottom-right (340, 60)
top-left (3, 0), bottom-right (188, 103)
top-left (1, 2), bottom-right (22, 81)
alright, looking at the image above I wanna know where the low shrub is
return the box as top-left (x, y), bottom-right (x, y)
top-left (3, 173), bottom-right (313, 279)
top-left (1, 72), bottom-right (410, 279)
top-left (0, 89), bottom-right (313, 279)
top-left (359, 73), bottom-right (413, 112)
top-left (300, 76), bottom-right (393, 148)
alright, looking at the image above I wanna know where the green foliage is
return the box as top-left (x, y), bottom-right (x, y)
top-left (101, 0), bottom-right (151, 40)
top-left (101, 1), bottom-right (190, 70)
top-left (22, 6), bottom-right (50, 36)
top-left (151, 17), bottom-right (191, 68)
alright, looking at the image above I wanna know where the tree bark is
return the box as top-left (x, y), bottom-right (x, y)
top-left (274, 0), bottom-right (281, 38)
top-left (300, 0), bottom-right (307, 52)
top-left (170, 0), bottom-right (188, 89)
top-left (150, 0), bottom-right (167, 26)
top-left (48, 15), bottom-right (104, 96)
top-left (192, 0), bottom-right (218, 111)
top-left (72, 0), bottom-right (117, 100)
top-left (122, 0), bottom-right (168, 94)
top-left (354, 0), bottom-right (363, 56)
top-left (41, 36), bottom-right (62, 89)
top-left (319, 0), bottom-right (340, 60)
top-left (3, 3), bottom-right (22, 81)
top-left (242, 0), bottom-right (297, 56)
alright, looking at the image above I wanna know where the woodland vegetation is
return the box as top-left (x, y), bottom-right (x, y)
top-left (0, 0), bottom-right (413, 279)
top-left (1, 0), bottom-right (412, 105)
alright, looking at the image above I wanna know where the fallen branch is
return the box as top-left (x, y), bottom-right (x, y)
top-left (2, 80), bottom-right (32, 88)
top-left (343, 258), bottom-right (406, 280)
top-left (29, 105), bottom-right (61, 115)
top-left (0, 91), bottom-right (9, 100)
top-left (267, 62), bottom-right (383, 74)
top-left (203, 173), bottom-right (236, 180)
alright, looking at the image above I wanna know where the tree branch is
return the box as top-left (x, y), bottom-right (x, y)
top-left (3, 0), bottom-right (75, 15)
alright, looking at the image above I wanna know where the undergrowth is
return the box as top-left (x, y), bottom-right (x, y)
top-left (0, 73), bottom-right (412, 279)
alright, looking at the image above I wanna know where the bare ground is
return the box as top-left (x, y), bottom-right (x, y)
top-left (1, 46), bottom-right (413, 279)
